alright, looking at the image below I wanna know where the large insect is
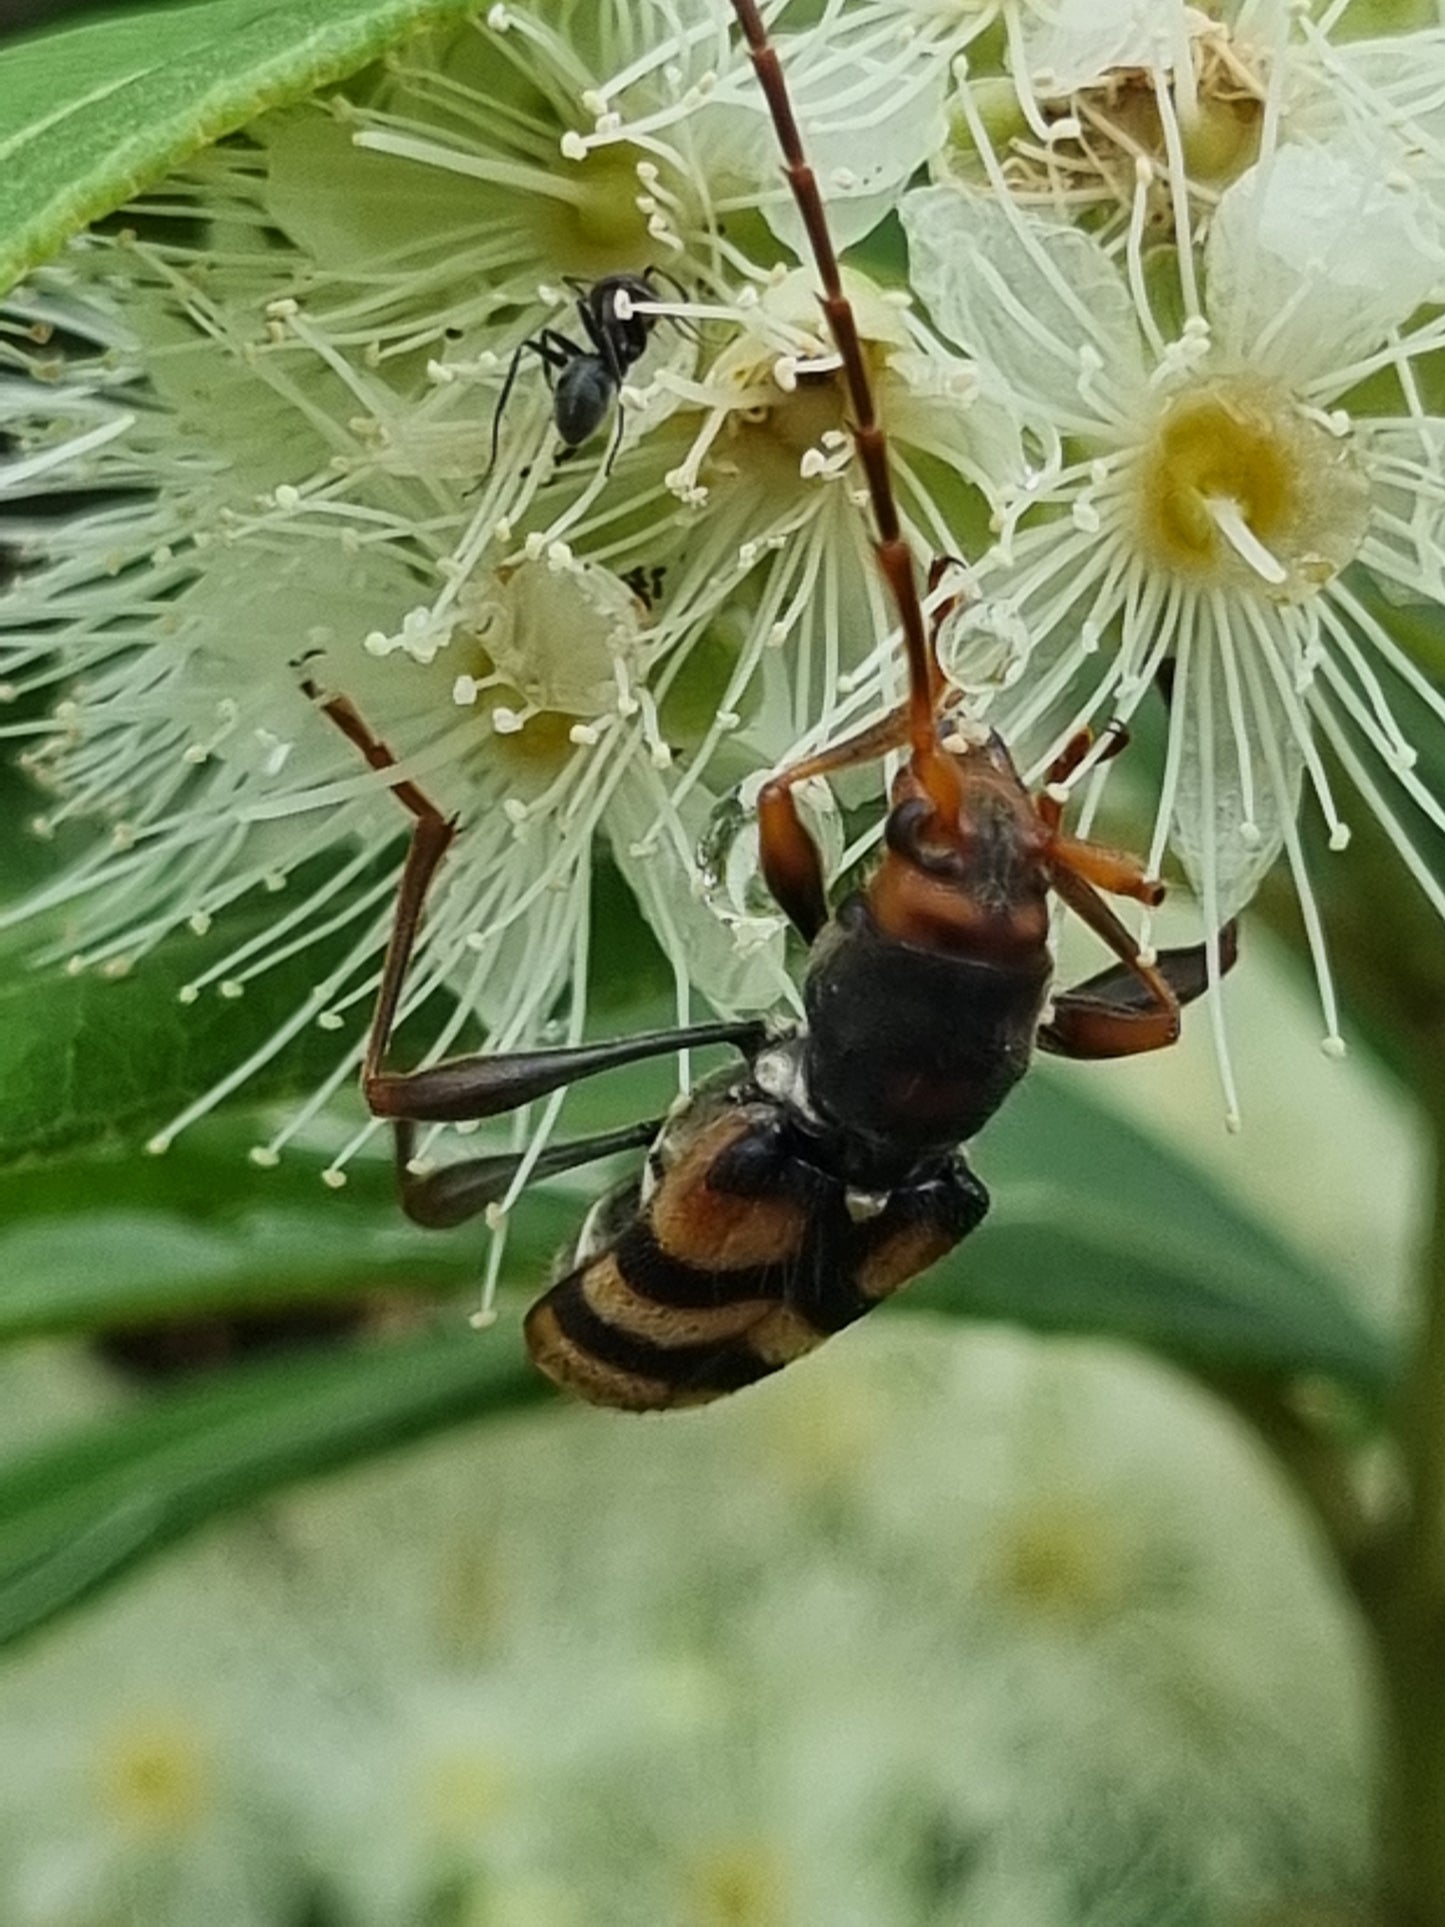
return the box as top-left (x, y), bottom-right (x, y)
top-left (488, 270), bottom-right (669, 473)
top-left (308, 0), bottom-right (1236, 1411)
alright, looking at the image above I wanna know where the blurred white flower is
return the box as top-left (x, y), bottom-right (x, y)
top-left (0, 1532), bottom-right (316, 1927)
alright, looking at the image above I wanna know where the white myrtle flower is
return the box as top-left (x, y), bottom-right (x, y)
top-left (899, 136), bottom-right (1445, 1118)
top-left (947, 0), bottom-right (1445, 270)
top-left (2, 16), bottom-right (893, 1243)
top-left (569, 0), bottom-right (978, 258)
top-left (2, 6), bottom-right (1016, 1256)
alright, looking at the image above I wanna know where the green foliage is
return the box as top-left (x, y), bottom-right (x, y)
top-left (0, 874), bottom-right (376, 1164)
top-left (0, 0), bottom-right (479, 292)
top-left (0, 1040), bottom-right (1390, 1650)
top-left (0, 1324), bottom-right (545, 1651)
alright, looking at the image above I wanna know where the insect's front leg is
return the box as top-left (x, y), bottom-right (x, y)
top-left (757, 705), bottom-right (915, 941)
top-left (1039, 923), bottom-right (1240, 1059)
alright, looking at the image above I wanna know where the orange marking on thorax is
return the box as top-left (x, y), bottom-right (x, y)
top-left (649, 1110), bottom-right (808, 1271)
top-left (867, 851), bottom-right (1050, 959)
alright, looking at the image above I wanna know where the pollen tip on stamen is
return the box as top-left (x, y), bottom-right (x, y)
top-left (1239, 820), bottom-right (1263, 849)
top-left (484, 1203), bottom-right (507, 1232)
top-left (1137, 945), bottom-right (1158, 968)
top-left (146, 1134), bottom-right (171, 1157)
top-left (321, 1167), bottom-right (348, 1190)
top-left (1321, 1033), bottom-right (1347, 1060)
top-left (248, 1146), bottom-right (280, 1169)
top-left (470, 1307), bottom-right (500, 1330)
top-left (1224, 1109), bottom-right (1242, 1135)
top-left (1328, 823), bottom-right (1352, 852)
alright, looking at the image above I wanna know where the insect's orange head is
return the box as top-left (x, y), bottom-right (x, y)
top-left (866, 728), bottom-right (1052, 959)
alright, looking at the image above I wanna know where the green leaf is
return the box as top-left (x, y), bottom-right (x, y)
top-left (0, 876), bottom-right (380, 1166)
top-left (0, 1044), bottom-right (1386, 1393)
top-left (0, 1321), bottom-right (545, 1652)
top-left (0, 1185), bottom-right (574, 1341)
top-left (0, 847), bottom-right (689, 1171)
top-left (0, 0), bottom-right (478, 294)
top-left (910, 1067), bottom-right (1393, 1398)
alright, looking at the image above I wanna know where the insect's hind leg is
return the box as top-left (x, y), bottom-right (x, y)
top-left (487, 332), bottom-right (577, 472)
top-left (392, 1115), bottom-right (661, 1229)
top-left (367, 1017), bottom-right (769, 1125)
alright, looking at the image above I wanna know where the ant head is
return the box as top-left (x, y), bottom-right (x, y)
top-left (583, 272), bottom-right (667, 360)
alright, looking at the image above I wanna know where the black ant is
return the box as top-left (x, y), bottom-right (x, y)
top-left (488, 270), bottom-right (677, 475)
top-left (305, 0), bottom-right (1237, 1410)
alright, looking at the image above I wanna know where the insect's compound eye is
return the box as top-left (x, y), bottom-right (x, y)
top-left (884, 796), bottom-right (966, 879)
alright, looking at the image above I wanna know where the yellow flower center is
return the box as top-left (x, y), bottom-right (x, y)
top-left (1133, 379), bottom-right (1369, 600)
top-left (539, 141), bottom-right (663, 276)
top-left (682, 1842), bottom-right (788, 1927)
top-left (420, 1748), bottom-right (511, 1841)
top-left (97, 1718), bottom-right (211, 1837)
top-left (989, 1502), bottom-right (1130, 1622)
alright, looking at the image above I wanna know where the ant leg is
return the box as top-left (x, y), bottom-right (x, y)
top-left (392, 1115), bottom-right (661, 1230)
top-left (539, 328), bottom-right (587, 364)
top-left (488, 339), bottom-right (535, 473)
top-left (758, 703), bottom-right (915, 941)
top-left (1040, 923), bottom-right (1239, 1059)
top-left (602, 397), bottom-right (627, 478)
top-left (488, 334), bottom-right (578, 471)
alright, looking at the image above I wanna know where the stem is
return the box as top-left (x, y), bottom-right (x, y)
top-left (1375, 1087), bottom-right (1445, 1927)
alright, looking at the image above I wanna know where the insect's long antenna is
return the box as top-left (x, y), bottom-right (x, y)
top-left (728, 0), bottom-right (960, 816)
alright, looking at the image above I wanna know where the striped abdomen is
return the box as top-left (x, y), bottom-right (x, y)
top-left (523, 1096), bottom-right (985, 1412)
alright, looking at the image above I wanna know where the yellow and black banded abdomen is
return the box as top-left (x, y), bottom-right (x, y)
top-left (523, 1104), bottom-right (983, 1412)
